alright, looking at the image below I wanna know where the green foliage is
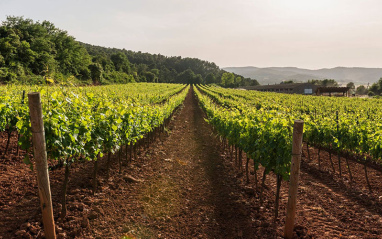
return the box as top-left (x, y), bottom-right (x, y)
top-left (0, 16), bottom-right (93, 83)
top-left (308, 79), bottom-right (338, 87)
top-left (221, 72), bottom-right (235, 87)
top-left (347, 82), bottom-right (355, 89)
top-left (89, 63), bottom-right (103, 84)
top-left (197, 85), bottom-right (382, 170)
top-left (234, 76), bottom-right (242, 84)
top-left (0, 54), bottom-right (4, 66)
top-left (194, 74), bottom-right (203, 84)
top-left (1, 83), bottom-right (189, 166)
top-left (81, 43), bottom-right (249, 85)
top-left (247, 78), bottom-right (260, 86)
top-left (281, 80), bottom-right (295, 84)
top-left (368, 78), bottom-right (382, 96)
top-left (102, 71), bottom-right (135, 84)
top-left (356, 85), bottom-right (367, 95)
top-left (195, 86), bottom-right (293, 180)
top-left (205, 73), bottom-right (216, 84)
top-left (219, 72), bottom-right (257, 88)
top-left (110, 52), bottom-right (130, 74)
top-left (176, 69), bottom-right (202, 84)
top-left (0, 16), bottom-right (249, 85)
top-left (144, 71), bottom-right (157, 83)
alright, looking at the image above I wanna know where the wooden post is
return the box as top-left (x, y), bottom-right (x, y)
top-left (284, 120), bottom-right (304, 239)
top-left (336, 111), bottom-right (342, 177)
top-left (28, 92), bottom-right (56, 239)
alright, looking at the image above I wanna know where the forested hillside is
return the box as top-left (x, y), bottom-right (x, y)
top-left (0, 16), bottom-right (91, 84)
top-left (0, 16), bottom-right (258, 86)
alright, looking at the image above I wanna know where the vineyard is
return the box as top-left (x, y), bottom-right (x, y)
top-left (196, 84), bottom-right (382, 167)
top-left (0, 84), bottom-right (382, 238)
top-left (194, 85), bottom-right (382, 234)
top-left (1, 83), bottom-right (188, 166)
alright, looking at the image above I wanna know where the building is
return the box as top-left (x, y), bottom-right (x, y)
top-left (316, 87), bottom-right (351, 96)
top-left (243, 83), bottom-right (318, 95)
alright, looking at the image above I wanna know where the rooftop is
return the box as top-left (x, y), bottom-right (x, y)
top-left (244, 83), bottom-right (314, 90)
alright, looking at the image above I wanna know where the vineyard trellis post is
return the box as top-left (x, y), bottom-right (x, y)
top-left (336, 111), bottom-right (342, 177)
top-left (28, 92), bottom-right (56, 239)
top-left (284, 120), bottom-right (304, 239)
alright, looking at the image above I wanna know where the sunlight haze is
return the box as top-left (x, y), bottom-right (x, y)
top-left (1, 0), bottom-right (381, 69)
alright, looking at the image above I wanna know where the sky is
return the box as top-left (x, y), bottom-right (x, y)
top-left (1, 0), bottom-right (382, 69)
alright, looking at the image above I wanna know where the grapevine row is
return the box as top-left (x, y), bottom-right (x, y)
top-left (0, 83), bottom-right (187, 161)
top-left (1, 83), bottom-right (189, 218)
top-left (195, 86), bottom-right (293, 180)
top-left (198, 85), bottom-right (382, 166)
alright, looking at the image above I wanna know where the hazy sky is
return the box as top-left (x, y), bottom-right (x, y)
top-left (1, 0), bottom-right (382, 69)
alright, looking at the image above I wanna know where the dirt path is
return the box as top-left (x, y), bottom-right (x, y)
top-left (103, 86), bottom-right (256, 238)
top-left (1, 86), bottom-right (382, 238)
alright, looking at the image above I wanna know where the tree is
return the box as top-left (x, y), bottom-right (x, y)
top-left (0, 54), bottom-right (4, 66)
top-left (0, 29), bottom-right (21, 64)
top-left (347, 82), bottom-right (355, 89)
top-left (176, 69), bottom-right (196, 84)
top-left (241, 77), bottom-right (259, 86)
top-left (309, 79), bottom-right (338, 87)
top-left (110, 52), bottom-right (130, 74)
top-left (0, 16), bottom-right (93, 82)
top-left (144, 71), bottom-right (157, 82)
top-left (18, 40), bottom-right (36, 68)
top-left (151, 68), bottom-right (159, 76)
top-left (221, 72), bottom-right (235, 87)
top-left (136, 63), bottom-right (148, 76)
top-left (0, 16), bottom-right (251, 85)
top-left (205, 73), bottom-right (216, 84)
top-left (193, 74), bottom-right (203, 84)
top-left (368, 78), bottom-right (382, 95)
top-left (89, 63), bottom-right (103, 84)
top-left (281, 80), bottom-right (294, 84)
top-left (92, 54), bottom-right (115, 72)
top-left (234, 76), bottom-right (242, 85)
top-left (249, 79), bottom-right (260, 86)
top-left (355, 85), bottom-right (367, 95)
top-left (322, 79), bottom-right (338, 86)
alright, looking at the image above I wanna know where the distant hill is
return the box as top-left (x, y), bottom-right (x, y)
top-left (223, 66), bottom-right (382, 86)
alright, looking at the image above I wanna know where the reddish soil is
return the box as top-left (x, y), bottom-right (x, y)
top-left (0, 87), bottom-right (381, 239)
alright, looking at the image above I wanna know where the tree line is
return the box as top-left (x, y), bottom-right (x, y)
top-left (0, 16), bottom-right (259, 87)
top-left (343, 80), bottom-right (382, 97)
